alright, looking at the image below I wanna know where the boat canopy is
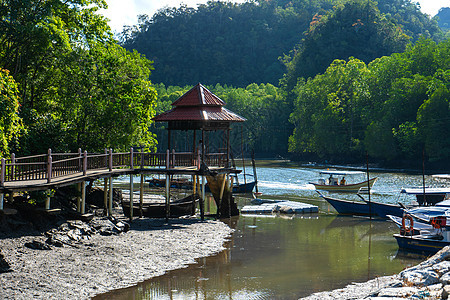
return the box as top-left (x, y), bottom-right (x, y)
top-left (433, 174), bottom-right (450, 180)
top-left (401, 187), bottom-right (450, 195)
top-left (319, 170), bottom-right (365, 176)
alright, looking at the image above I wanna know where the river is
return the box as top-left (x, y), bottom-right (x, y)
top-left (96, 162), bottom-right (445, 299)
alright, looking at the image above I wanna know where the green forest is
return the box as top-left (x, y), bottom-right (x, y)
top-left (1, 0), bottom-right (449, 169)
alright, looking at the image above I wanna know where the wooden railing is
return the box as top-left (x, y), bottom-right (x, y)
top-left (0, 148), bottom-right (227, 187)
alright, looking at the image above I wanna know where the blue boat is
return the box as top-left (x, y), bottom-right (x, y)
top-left (320, 194), bottom-right (377, 216)
top-left (394, 233), bottom-right (450, 254)
top-left (361, 199), bottom-right (404, 218)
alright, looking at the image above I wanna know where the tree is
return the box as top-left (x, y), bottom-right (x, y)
top-left (0, 68), bottom-right (23, 156)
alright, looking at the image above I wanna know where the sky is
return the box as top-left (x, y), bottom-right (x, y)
top-left (101, 0), bottom-right (450, 33)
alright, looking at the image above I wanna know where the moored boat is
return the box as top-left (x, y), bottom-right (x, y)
top-left (318, 192), bottom-right (377, 216)
top-left (121, 194), bottom-right (199, 218)
top-left (310, 170), bottom-right (377, 193)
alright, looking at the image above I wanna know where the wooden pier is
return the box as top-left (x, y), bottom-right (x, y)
top-left (0, 148), bottom-right (236, 220)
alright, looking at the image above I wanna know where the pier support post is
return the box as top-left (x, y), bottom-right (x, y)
top-left (0, 193), bottom-right (3, 210)
top-left (81, 181), bottom-right (86, 214)
top-left (76, 183), bottom-right (81, 212)
top-left (139, 174), bottom-right (144, 218)
top-left (45, 190), bottom-right (51, 210)
top-left (109, 176), bottom-right (113, 215)
top-left (129, 174), bottom-right (134, 221)
top-left (200, 175), bottom-right (205, 221)
top-left (165, 175), bottom-right (170, 223)
top-left (103, 178), bottom-right (108, 213)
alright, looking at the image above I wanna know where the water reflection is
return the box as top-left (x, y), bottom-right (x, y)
top-left (94, 165), bottom-right (437, 299)
top-left (94, 214), bottom-right (421, 300)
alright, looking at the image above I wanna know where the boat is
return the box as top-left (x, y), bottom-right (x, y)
top-left (318, 192), bottom-right (377, 216)
top-left (310, 170), bottom-right (378, 193)
top-left (387, 214), bottom-right (433, 233)
top-left (361, 198), bottom-right (405, 218)
top-left (147, 177), bottom-right (256, 194)
top-left (393, 214), bottom-right (450, 254)
top-left (400, 187), bottom-right (450, 206)
top-left (121, 194), bottom-right (199, 218)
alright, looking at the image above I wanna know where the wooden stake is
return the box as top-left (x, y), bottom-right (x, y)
top-left (139, 174), bottom-right (144, 218)
top-left (103, 178), bottom-right (108, 213)
top-left (129, 174), bottom-right (134, 221)
top-left (109, 177), bottom-right (113, 215)
top-left (81, 181), bottom-right (86, 214)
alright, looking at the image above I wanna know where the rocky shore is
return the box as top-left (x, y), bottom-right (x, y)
top-left (303, 246), bottom-right (450, 299)
top-left (0, 211), bottom-right (233, 299)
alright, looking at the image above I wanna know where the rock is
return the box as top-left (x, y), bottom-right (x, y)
top-left (0, 252), bottom-right (11, 273)
top-left (441, 272), bottom-right (450, 285)
top-left (433, 260), bottom-right (450, 275)
top-left (443, 285), bottom-right (450, 299)
top-left (376, 286), bottom-right (418, 297)
top-left (25, 240), bottom-right (52, 250)
top-left (401, 267), bottom-right (440, 286)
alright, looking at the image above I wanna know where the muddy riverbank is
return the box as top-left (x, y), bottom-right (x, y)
top-left (0, 211), bottom-right (233, 299)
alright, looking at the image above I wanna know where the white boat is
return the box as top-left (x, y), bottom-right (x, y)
top-left (400, 187), bottom-right (450, 206)
top-left (310, 170), bottom-right (377, 193)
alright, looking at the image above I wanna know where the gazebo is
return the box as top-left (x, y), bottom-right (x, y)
top-left (152, 83), bottom-right (246, 218)
top-left (152, 83), bottom-right (246, 167)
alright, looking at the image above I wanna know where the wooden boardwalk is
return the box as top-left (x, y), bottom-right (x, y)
top-left (0, 149), bottom-right (233, 220)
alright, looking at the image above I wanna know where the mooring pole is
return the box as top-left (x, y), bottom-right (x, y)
top-left (200, 175), bottom-right (205, 221)
top-left (165, 150), bottom-right (170, 223)
top-left (0, 193), bottom-right (4, 210)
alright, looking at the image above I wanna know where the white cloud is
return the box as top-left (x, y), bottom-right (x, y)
top-left (101, 0), bottom-right (450, 33)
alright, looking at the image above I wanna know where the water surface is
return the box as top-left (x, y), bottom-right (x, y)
top-left (95, 163), bottom-right (440, 299)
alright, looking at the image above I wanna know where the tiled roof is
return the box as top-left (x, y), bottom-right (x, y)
top-left (171, 83), bottom-right (225, 106)
top-left (153, 83), bottom-right (246, 123)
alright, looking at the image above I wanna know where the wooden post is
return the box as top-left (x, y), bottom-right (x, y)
top-left (104, 148), bottom-right (108, 168)
top-left (139, 174), bottom-right (144, 218)
top-left (109, 176), bottom-right (113, 215)
top-left (171, 149), bottom-right (175, 168)
top-left (76, 182), bottom-right (81, 212)
top-left (83, 150), bottom-right (87, 176)
top-left (165, 174), bottom-right (170, 223)
top-left (45, 191), bottom-right (50, 210)
top-left (0, 158), bottom-right (5, 187)
top-left (0, 193), bottom-right (4, 210)
top-left (103, 177), bottom-right (108, 213)
top-left (140, 147), bottom-right (144, 169)
top-left (130, 147), bottom-right (134, 169)
top-left (78, 148), bottom-right (82, 171)
top-left (11, 153), bottom-right (15, 180)
top-left (108, 148), bottom-right (113, 171)
top-left (165, 153), bottom-right (170, 222)
top-left (197, 149), bottom-right (201, 170)
top-left (200, 175), bottom-right (205, 221)
top-left (47, 148), bottom-right (52, 183)
top-left (81, 181), bottom-right (86, 214)
top-left (166, 149), bottom-right (170, 169)
top-left (129, 174), bottom-right (134, 221)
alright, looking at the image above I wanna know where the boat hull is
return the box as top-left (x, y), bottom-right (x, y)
top-left (394, 234), bottom-right (450, 254)
top-left (312, 177), bottom-right (377, 193)
top-left (121, 195), bottom-right (198, 218)
top-left (365, 200), bottom-right (404, 218)
top-left (323, 196), bottom-right (377, 216)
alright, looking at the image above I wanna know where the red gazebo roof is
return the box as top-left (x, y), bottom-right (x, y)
top-left (152, 83), bottom-right (246, 123)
